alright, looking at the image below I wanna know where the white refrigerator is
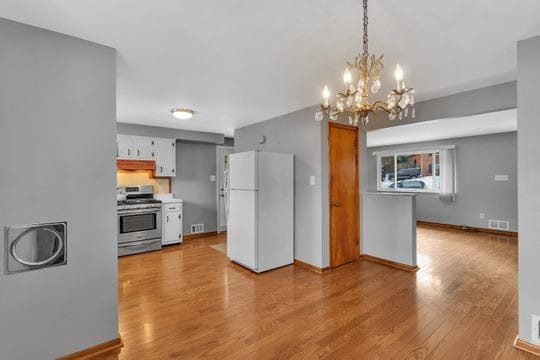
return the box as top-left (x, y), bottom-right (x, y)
top-left (227, 150), bottom-right (294, 273)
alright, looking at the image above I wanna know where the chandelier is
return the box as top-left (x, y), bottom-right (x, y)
top-left (315, 0), bottom-right (415, 126)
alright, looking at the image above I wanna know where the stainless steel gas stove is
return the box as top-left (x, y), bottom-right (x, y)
top-left (117, 185), bottom-right (162, 256)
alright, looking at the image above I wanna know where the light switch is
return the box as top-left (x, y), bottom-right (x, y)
top-left (210, 175), bottom-right (216, 182)
top-left (310, 176), bottom-right (316, 185)
top-left (494, 175), bottom-right (508, 181)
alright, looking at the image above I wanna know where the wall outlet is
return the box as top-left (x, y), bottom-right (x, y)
top-left (479, 213), bottom-right (485, 219)
top-left (494, 174), bottom-right (509, 181)
top-left (310, 176), bottom-right (316, 186)
top-left (532, 314), bottom-right (540, 345)
top-left (210, 175), bottom-right (216, 182)
top-left (190, 224), bottom-right (205, 234)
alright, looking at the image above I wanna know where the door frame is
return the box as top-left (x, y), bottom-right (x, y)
top-left (216, 145), bottom-right (234, 233)
top-left (327, 122), bottom-right (360, 268)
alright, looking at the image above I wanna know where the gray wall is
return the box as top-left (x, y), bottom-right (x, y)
top-left (362, 193), bottom-right (417, 266)
top-left (0, 18), bottom-right (118, 359)
top-left (367, 132), bottom-right (518, 231)
top-left (517, 35), bottom-right (540, 345)
top-left (172, 141), bottom-right (219, 235)
top-left (235, 106), bottom-right (327, 268)
top-left (117, 122), bottom-right (226, 144)
top-left (364, 81), bottom-right (517, 131)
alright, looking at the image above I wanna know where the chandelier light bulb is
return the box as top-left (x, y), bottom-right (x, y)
top-left (323, 85), bottom-right (330, 107)
top-left (343, 68), bottom-right (352, 84)
top-left (394, 63), bottom-right (404, 81)
top-left (322, 85), bottom-right (330, 99)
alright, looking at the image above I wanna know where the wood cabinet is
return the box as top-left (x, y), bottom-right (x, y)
top-left (116, 135), bottom-right (176, 177)
top-left (162, 202), bottom-right (182, 245)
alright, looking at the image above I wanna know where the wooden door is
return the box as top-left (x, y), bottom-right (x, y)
top-left (328, 122), bottom-right (359, 268)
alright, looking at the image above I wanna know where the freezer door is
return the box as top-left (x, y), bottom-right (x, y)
top-left (229, 151), bottom-right (257, 190)
top-left (227, 190), bottom-right (257, 270)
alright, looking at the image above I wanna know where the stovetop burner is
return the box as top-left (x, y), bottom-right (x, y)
top-left (117, 185), bottom-right (162, 211)
top-left (117, 198), bottom-right (161, 206)
top-left (117, 198), bottom-right (162, 211)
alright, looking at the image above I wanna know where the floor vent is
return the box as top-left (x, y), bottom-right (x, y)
top-left (488, 220), bottom-right (510, 231)
top-left (190, 224), bottom-right (205, 234)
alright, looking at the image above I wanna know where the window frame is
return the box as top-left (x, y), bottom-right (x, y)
top-left (376, 149), bottom-right (441, 194)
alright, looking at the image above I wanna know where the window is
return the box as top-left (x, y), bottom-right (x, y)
top-left (377, 150), bottom-right (441, 193)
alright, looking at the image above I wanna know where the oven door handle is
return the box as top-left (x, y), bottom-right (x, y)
top-left (118, 209), bottom-right (161, 215)
top-left (118, 240), bottom-right (157, 248)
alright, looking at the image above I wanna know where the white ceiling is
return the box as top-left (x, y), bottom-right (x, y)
top-left (366, 109), bottom-right (517, 148)
top-left (1, 1), bottom-right (539, 136)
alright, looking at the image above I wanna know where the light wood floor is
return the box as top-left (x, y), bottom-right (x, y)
top-left (104, 226), bottom-right (532, 359)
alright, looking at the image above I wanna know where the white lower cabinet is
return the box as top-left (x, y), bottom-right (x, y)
top-left (162, 201), bottom-right (182, 245)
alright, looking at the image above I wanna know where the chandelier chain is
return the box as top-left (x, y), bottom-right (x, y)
top-left (362, 0), bottom-right (368, 56)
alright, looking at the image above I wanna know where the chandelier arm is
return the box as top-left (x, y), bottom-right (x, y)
top-left (371, 101), bottom-right (393, 114)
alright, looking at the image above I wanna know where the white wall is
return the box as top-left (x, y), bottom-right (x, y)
top-left (0, 18), bottom-right (118, 358)
top-left (517, 34), bottom-right (540, 345)
top-left (361, 193), bottom-right (417, 267)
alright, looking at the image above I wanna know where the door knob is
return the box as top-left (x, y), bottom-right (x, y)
top-left (330, 202), bottom-right (341, 207)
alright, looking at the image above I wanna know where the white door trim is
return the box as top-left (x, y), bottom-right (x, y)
top-left (216, 145), bottom-right (234, 233)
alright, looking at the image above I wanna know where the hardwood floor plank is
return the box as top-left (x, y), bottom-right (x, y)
top-left (106, 226), bottom-right (529, 359)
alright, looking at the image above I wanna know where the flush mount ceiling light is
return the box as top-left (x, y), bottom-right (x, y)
top-left (315, 0), bottom-right (415, 127)
top-left (171, 108), bottom-right (194, 120)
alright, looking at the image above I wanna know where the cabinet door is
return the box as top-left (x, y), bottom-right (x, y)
top-left (116, 135), bottom-right (133, 158)
top-left (155, 138), bottom-right (176, 177)
top-left (163, 211), bottom-right (181, 244)
top-left (133, 136), bottom-right (155, 159)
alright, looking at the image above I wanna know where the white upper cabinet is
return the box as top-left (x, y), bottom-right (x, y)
top-left (116, 134), bottom-right (133, 158)
top-left (132, 136), bottom-right (155, 160)
top-left (154, 138), bottom-right (176, 177)
top-left (116, 135), bottom-right (176, 177)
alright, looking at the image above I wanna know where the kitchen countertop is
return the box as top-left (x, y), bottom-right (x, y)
top-left (362, 192), bottom-right (417, 197)
top-left (154, 193), bottom-right (183, 203)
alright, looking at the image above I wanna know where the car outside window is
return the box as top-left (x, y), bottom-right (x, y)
top-left (377, 151), bottom-right (440, 193)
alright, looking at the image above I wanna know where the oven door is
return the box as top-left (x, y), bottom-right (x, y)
top-left (117, 208), bottom-right (162, 244)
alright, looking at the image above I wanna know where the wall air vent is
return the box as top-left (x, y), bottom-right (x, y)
top-left (488, 220), bottom-right (510, 231)
top-left (190, 224), bottom-right (204, 234)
